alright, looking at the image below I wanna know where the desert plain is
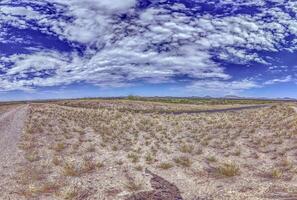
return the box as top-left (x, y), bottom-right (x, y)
top-left (0, 98), bottom-right (297, 200)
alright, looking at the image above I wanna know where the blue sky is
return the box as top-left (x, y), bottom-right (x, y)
top-left (0, 0), bottom-right (297, 100)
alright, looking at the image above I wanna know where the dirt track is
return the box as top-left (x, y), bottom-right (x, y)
top-left (169, 104), bottom-right (270, 115)
top-left (59, 103), bottom-right (270, 115)
top-left (0, 105), bottom-right (28, 199)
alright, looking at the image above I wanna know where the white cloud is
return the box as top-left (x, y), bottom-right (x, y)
top-left (186, 79), bottom-right (259, 95)
top-left (0, 0), bottom-right (296, 93)
top-left (264, 75), bottom-right (292, 85)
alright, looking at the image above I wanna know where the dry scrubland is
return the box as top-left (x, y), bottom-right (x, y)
top-left (57, 99), bottom-right (258, 113)
top-left (9, 100), bottom-right (297, 199)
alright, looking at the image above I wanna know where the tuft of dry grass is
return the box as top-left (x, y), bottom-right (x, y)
top-left (57, 185), bottom-right (79, 200)
top-left (128, 153), bottom-right (139, 163)
top-left (174, 156), bottom-right (192, 167)
top-left (124, 179), bottom-right (143, 192)
top-left (53, 142), bottom-right (66, 152)
top-left (52, 156), bottom-right (62, 166)
top-left (217, 162), bottom-right (240, 177)
top-left (179, 144), bottom-right (193, 154)
top-left (25, 151), bottom-right (40, 162)
top-left (158, 162), bottom-right (174, 170)
top-left (145, 153), bottom-right (154, 164)
top-left (62, 161), bottom-right (79, 177)
top-left (271, 168), bottom-right (283, 179)
top-left (206, 155), bottom-right (217, 163)
top-left (134, 165), bottom-right (143, 171)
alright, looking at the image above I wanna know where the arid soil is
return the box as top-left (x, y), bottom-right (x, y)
top-left (0, 105), bottom-right (28, 199)
top-left (1, 101), bottom-right (297, 200)
top-left (56, 99), bottom-right (260, 114)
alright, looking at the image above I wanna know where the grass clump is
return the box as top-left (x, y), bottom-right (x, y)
top-left (174, 156), bottom-right (192, 167)
top-left (206, 155), bottom-right (217, 162)
top-left (218, 162), bottom-right (240, 177)
top-left (134, 165), bottom-right (143, 171)
top-left (145, 153), bottom-right (154, 164)
top-left (52, 156), bottom-right (62, 166)
top-left (179, 144), bottom-right (193, 153)
top-left (128, 153), bottom-right (139, 163)
top-left (25, 151), bottom-right (40, 162)
top-left (57, 185), bottom-right (79, 200)
top-left (62, 162), bottom-right (79, 177)
top-left (271, 168), bottom-right (283, 178)
top-left (158, 162), bottom-right (174, 170)
top-left (53, 142), bottom-right (66, 152)
top-left (124, 179), bottom-right (143, 192)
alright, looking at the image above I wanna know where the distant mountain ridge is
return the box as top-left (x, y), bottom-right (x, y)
top-left (224, 95), bottom-right (244, 99)
top-left (223, 95), bottom-right (296, 101)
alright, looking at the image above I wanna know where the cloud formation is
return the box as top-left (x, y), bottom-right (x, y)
top-left (0, 0), bottom-right (296, 94)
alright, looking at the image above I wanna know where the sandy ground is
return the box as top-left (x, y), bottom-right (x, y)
top-left (2, 102), bottom-right (297, 199)
top-left (12, 102), bottom-right (297, 199)
top-left (0, 105), bottom-right (28, 199)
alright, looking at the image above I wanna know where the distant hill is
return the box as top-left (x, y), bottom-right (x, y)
top-left (203, 95), bottom-right (213, 99)
top-left (224, 95), bottom-right (244, 99)
top-left (276, 97), bottom-right (296, 101)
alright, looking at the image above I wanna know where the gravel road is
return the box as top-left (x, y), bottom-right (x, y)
top-left (0, 105), bottom-right (28, 199)
top-left (170, 104), bottom-right (270, 115)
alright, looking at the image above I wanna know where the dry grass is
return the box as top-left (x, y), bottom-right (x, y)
top-left (62, 161), bottom-right (79, 177)
top-left (24, 150), bottom-right (40, 162)
top-left (57, 185), bottom-right (79, 199)
top-left (158, 162), bottom-right (174, 170)
top-left (217, 162), bottom-right (240, 177)
top-left (174, 156), bottom-right (192, 167)
top-left (124, 178), bottom-right (143, 192)
top-left (11, 101), bottom-right (297, 199)
top-left (53, 142), bottom-right (66, 152)
top-left (271, 168), bottom-right (283, 179)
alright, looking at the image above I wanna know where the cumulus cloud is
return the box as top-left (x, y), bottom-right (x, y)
top-left (264, 75), bottom-right (293, 85)
top-left (186, 79), bottom-right (259, 95)
top-left (0, 0), bottom-right (296, 94)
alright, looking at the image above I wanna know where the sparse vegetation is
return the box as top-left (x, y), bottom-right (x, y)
top-left (5, 99), bottom-right (297, 199)
top-left (158, 162), bottom-right (174, 170)
top-left (174, 156), bottom-right (192, 167)
top-left (217, 162), bottom-right (240, 177)
top-left (271, 168), bottom-right (283, 179)
top-left (206, 155), bottom-right (217, 162)
top-left (62, 161), bottom-right (79, 177)
top-left (124, 178), bottom-right (143, 192)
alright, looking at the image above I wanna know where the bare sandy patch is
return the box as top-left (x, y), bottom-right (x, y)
top-left (0, 105), bottom-right (28, 199)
